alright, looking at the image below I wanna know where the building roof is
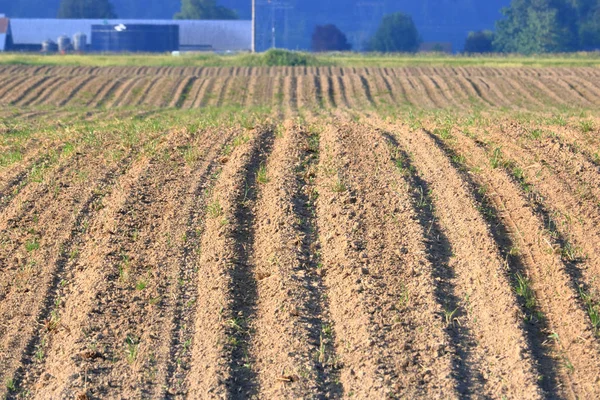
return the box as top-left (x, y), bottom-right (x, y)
top-left (0, 18), bottom-right (9, 51)
top-left (0, 17), bottom-right (9, 34)
top-left (9, 19), bottom-right (251, 51)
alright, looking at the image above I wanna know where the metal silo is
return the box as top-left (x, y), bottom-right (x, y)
top-left (73, 32), bottom-right (87, 52)
top-left (57, 35), bottom-right (71, 53)
top-left (41, 39), bottom-right (58, 53)
top-left (91, 24), bottom-right (179, 53)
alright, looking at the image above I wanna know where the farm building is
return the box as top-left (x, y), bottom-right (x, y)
top-left (0, 17), bottom-right (251, 52)
top-left (0, 15), bottom-right (12, 51)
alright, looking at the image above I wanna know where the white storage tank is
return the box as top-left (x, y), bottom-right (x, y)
top-left (41, 39), bottom-right (58, 53)
top-left (57, 35), bottom-right (71, 53)
top-left (73, 32), bottom-right (87, 52)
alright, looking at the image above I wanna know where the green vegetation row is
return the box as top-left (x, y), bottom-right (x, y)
top-left (1, 49), bottom-right (600, 68)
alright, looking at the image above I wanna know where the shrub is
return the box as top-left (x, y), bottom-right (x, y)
top-left (464, 30), bottom-right (495, 53)
top-left (263, 49), bottom-right (316, 66)
top-left (312, 24), bottom-right (352, 52)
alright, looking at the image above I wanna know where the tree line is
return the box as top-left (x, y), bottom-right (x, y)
top-left (55, 0), bottom-right (600, 53)
top-left (57, 0), bottom-right (238, 20)
top-left (317, 0), bottom-right (600, 53)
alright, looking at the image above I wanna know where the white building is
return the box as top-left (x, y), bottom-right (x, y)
top-left (1, 17), bottom-right (251, 52)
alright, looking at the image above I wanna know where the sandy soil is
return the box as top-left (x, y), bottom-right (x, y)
top-left (1, 65), bottom-right (600, 399)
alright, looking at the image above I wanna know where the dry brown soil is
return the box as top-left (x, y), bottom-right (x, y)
top-left (1, 65), bottom-right (600, 399)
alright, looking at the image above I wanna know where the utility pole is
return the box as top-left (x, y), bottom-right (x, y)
top-left (254, 0), bottom-right (292, 51)
top-left (271, 2), bottom-right (276, 49)
top-left (251, 0), bottom-right (256, 52)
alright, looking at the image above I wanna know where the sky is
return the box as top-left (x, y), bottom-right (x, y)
top-left (0, 0), bottom-right (512, 51)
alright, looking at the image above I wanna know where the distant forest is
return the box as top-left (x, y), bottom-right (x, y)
top-left (0, 0), bottom-right (510, 51)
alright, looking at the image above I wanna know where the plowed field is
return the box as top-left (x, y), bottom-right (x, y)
top-left (1, 65), bottom-right (600, 399)
top-left (2, 65), bottom-right (600, 111)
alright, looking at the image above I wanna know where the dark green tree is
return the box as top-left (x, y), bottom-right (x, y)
top-left (174, 0), bottom-right (237, 20)
top-left (573, 0), bottom-right (600, 49)
top-left (464, 30), bottom-right (495, 53)
top-left (493, 0), bottom-right (578, 53)
top-left (57, 0), bottom-right (116, 18)
top-left (579, 10), bottom-right (600, 49)
top-left (369, 12), bottom-right (420, 53)
top-left (311, 24), bottom-right (352, 52)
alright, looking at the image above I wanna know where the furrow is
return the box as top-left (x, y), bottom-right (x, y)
top-left (572, 76), bottom-right (600, 100)
top-left (180, 77), bottom-right (206, 109)
top-left (134, 77), bottom-right (161, 107)
top-left (0, 76), bottom-right (32, 101)
top-left (475, 77), bottom-right (514, 109)
top-left (57, 75), bottom-right (98, 107)
top-left (7, 76), bottom-right (52, 105)
top-left (395, 76), bottom-right (428, 108)
top-left (455, 76), bottom-right (492, 107)
top-left (464, 77), bottom-right (500, 107)
top-left (407, 76), bottom-right (438, 108)
top-left (502, 77), bottom-right (545, 109)
top-left (333, 76), bottom-right (350, 108)
top-left (214, 76), bottom-right (233, 108)
top-left (23, 77), bottom-right (67, 107)
top-left (375, 119), bottom-right (544, 398)
top-left (417, 76), bottom-right (448, 108)
top-left (4, 148), bottom-right (138, 399)
top-left (358, 75), bottom-right (375, 107)
top-left (17, 129), bottom-right (179, 399)
top-left (65, 75), bottom-right (109, 107)
top-left (195, 77), bottom-right (218, 108)
top-left (108, 77), bottom-right (143, 108)
top-left (39, 128), bottom-right (229, 399)
top-left (313, 75), bottom-right (324, 109)
top-left (250, 122), bottom-right (341, 398)
top-left (243, 75), bottom-right (260, 108)
top-left (186, 127), bottom-right (275, 398)
top-left (0, 144), bottom-right (74, 221)
top-left (519, 76), bottom-right (568, 107)
top-left (429, 76), bottom-right (462, 109)
top-left (227, 76), bottom-right (251, 108)
top-left (159, 129), bottom-right (235, 397)
top-left (471, 123), bottom-right (600, 317)
top-left (297, 75), bottom-right (312, 110)
top-left (146, 77), bottom-right (180, 108)
top-left (436, 124), bottom-right (600, 398)
top-left (170, 76), bottom-right (197, 109)
top-left (282, 75), bottom-right (298, 116)
top-left (560, 77), bottom-right (600, 105)
top-left (315, 116), bottom-right (460, 397)
top-left (322, 75), bottom-right (336, 108)
top-left (91, 78), bottom-right (125, 108)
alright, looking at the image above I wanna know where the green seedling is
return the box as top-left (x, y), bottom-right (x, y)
top-left (332, 179), bottom-right (346, 193)
top-left (490, 147), bottom-right (503, 169)
top-left (580, 120), bottom-right (594, 133)
top-left (25, 238), bottom-right (40, 252)
top-left (126, 335), bottom-right (140, 364)
top-left (256, 164), bottom-right (269, 184)
top-left (444, 307), bottom-right (458, 326)
top-left (207, 201), bottom-right (223, 218)
top-left (515, 273), bottom-right (536, 310)
top-left (528, 129), bottom-right (544, 139)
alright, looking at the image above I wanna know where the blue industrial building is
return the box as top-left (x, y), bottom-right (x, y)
top-left (0, 17), bottom-right (251, 52)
